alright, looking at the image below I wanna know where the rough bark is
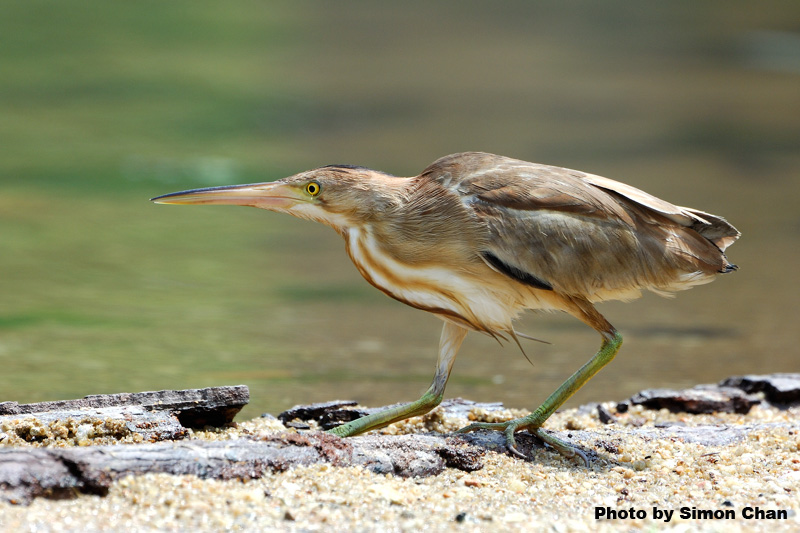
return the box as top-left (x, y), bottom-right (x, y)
top-left (720, 373), bottom-right (800, 404)
top-left (0, 385), bottom-right (249, 429)
top-left (0, 432), bottom-right (486, 505)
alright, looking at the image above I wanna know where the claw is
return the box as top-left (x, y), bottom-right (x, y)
top-left (534, 428), bottom-right (590, 467)
top-left (503, 425), bottom-right (528, 459)
top-left (552, 443), bottom-right (589, 467)
top-left (456, 419), bottom-right (590, 466)
top-left (506, 443), bottom-right (529, 460)
top-left (573, 448), bottom-right (590, 467)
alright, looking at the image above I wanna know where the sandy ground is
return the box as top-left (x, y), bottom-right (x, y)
top-left (1, 400), bottom-right (799, 532)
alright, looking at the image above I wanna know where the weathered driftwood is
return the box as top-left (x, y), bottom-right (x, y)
top-left (627, 385), bottom-right (759, 414)
top-left (0, 385), bottom-right (249, 429)
top-left (1, 374), bottom-right (798, 505)
top-left (720, 373), bottom-right (800, 404)
top-left (0, 386), bottom-right (249, 446)
top-left (0, 432), bottom-right (488, 505)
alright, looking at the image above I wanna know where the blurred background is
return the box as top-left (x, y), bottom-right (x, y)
top-left (2, 1), bottom-right (798, 420)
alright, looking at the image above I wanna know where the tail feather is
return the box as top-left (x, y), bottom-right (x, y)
top-left (683, 208), bottom-right (741, 253)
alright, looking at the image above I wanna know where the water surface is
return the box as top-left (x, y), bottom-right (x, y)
top-left (2, 2), bottom-right (798, 420)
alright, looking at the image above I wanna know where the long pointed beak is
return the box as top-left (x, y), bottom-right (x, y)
top-left (151, 181), bottom-right (304, 210)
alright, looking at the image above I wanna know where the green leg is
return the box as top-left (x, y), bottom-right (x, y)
top-left (328, 321), bottom-right (468, 437)
top-left (457, 330), bottom-right (623, 466)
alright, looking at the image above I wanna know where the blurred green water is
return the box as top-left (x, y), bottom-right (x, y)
top-left (2, 2), bottom-right (799, 420)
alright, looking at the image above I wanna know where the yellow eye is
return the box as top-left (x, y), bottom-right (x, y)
top-left (305, 182), bottom-right (321, 196)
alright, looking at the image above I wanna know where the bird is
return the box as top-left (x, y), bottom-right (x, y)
top-left (152, 151), bottom-right (739, 464)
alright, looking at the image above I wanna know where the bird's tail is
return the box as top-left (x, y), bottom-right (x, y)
top-left (683, 208), bottom-right (741, 253)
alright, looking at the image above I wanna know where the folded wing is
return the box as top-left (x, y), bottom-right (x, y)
top-left (424, 152), bottom-right (739, 302)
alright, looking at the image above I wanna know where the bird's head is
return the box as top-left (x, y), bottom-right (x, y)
top-left (151, 165), bottom-right (401, 233)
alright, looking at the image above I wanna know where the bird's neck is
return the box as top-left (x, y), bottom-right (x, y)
top-left (327, 174), bottom-right (416, 237)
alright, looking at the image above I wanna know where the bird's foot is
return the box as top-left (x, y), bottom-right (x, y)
top-left (456, 418), bottom-right (589, 467)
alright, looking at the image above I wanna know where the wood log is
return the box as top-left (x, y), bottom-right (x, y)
top-left (0, 432), bottom-right (486, 505)
top-left (0, 385), bottom-right (249, 428)
top-left (0, 386), bottom-right (249, 444)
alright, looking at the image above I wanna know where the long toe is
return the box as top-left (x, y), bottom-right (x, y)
top-left (456, 418), bottom-right (589, 466)
top-left (454, 421), bottom-right (512, 434)
top-left (534, 428), bottom-right (590, 467)
top-left (456, 420), bottom-right (531, 459)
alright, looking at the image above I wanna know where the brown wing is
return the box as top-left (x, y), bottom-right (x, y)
top-left (422, 152), bottom-right (739, 302)
top-left (582, 173), bottom-right (740, 253)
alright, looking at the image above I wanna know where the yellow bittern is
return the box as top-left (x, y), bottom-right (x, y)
top-left (152, 152), bottom-right (739, 464)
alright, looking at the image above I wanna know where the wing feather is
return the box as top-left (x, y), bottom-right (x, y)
top-left (581, 173), bottom-right (740, 252)
top-left (422, 152), bottom-right (739, 301)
